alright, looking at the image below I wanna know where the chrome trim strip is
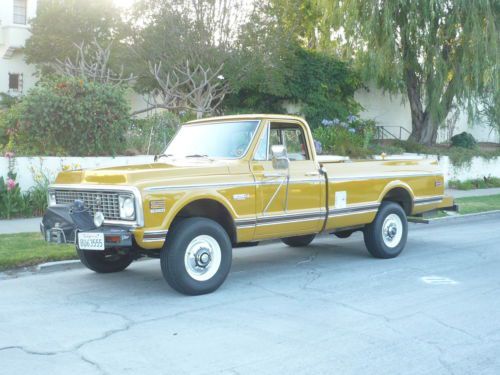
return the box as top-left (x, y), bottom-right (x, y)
top-left (142, 237), bottom-right (166, 243)
top-left (143, 230), bottom-right (169, 236)
top-left (49, 184), bottom-right (144, 228)
top-left (329, 172), bottom-right (442, 182)
top-left (145, 178), bottom-right (321, 192)
top-left (327, 208), bottom-right (379, 217)
top-left (255, 217), bottom-right (323, 227)
top-left (414, 195), bottom-right (444, 202)
top-left (329, 203), bottom-right (380, 215)
top-left (145, 181), bottom-right (256, 192)
top-left (142, 230), bottom-right (168, 243)
top-left (235, 202), bottom-right (380, 228)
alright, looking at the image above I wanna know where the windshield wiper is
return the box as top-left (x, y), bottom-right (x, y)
top-left (154, 153), bottom-right (173, 161)
top-left (185, 154), bottom-right (209, 158)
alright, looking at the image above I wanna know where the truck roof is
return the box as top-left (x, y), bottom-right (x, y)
top-left (186, 114), bottom-right (306, 124)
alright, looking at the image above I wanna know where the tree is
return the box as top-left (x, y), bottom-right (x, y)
top-left (52, 39), bottom-right (135, 86)
top-left (130, 0), bottom-right (250, 117)
top-left (25, 0), bottom-right (126, 72)
top-left (319, 0), bottom-right (498, 145)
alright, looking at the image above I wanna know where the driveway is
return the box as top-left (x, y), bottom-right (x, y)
top-left (1, 213), bottom-right (500, 374)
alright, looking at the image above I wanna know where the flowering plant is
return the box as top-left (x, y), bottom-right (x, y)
top-left (0, 152), bottom-right (28, 218)
top-left (313, 115), bottom-right (376, 157)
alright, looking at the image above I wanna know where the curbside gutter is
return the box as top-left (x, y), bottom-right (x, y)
top-left (36, 259), bottom-right (82, 273)
top-left (428, 210), bottom-right (500, 222)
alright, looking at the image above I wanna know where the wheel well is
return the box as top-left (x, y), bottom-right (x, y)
top-left (172, 199), bottom-right (237, 243)
top-left (382, 187), bottom-right (412, 215)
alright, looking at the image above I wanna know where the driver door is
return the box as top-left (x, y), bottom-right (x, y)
top-left (250, 121), bottom-right (323, 240)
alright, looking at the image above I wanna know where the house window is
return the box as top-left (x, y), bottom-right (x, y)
top-left (13, 0), bottom-right (28, 25)
top-left (9, 73), bottom-right (23, 92)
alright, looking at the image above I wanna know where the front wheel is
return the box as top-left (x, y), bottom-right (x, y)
top-left (363, 201), bottom-right (408, 259)
top-left (77, 248), bottom-right (134, 273)
top-left (281, 234), bottom-right (316, 247)
top-left (161, 218), bottom-right (232, 295)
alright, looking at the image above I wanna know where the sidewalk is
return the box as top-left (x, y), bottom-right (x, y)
top-left (0, 217), bottom-right (41, 235)
top-left (0, 188), bottom-right (499, 235)
top-left (445, 187), bottom-right (500, 198)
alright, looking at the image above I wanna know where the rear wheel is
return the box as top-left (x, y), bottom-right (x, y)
top-left (77, 248), bottom-right (134, 273)
top-left (281, 234), bottom-right (316, 247)
top-left (161, 218), bottom-right (232, 295)
top-left (364, 201), bottom-right (408, 259)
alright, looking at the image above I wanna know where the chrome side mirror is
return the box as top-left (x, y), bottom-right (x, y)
top-left (271, 145), bottom-right (289, 170)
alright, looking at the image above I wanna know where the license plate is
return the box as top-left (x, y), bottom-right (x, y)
top-left (78, 232), bottom-right (105, 250)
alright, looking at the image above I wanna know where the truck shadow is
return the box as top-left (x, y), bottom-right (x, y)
top-left (77, 236), bottom-right (374, 297)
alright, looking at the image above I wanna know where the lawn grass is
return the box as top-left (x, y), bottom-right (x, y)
top-left (455, 194), bottom-right (500, 215)
top-left (0, 232), bottom-right (77, 271)
top-left (448, 177), bottom-right (500, 190)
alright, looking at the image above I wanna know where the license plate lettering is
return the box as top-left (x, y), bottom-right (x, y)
top-left (78, 232), bottom-right (105, 250)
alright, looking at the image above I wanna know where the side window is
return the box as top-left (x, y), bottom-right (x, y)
top-left (254, 125), bottom-right (269, 161)
top-left (268, 123), bottom-right (309, 161)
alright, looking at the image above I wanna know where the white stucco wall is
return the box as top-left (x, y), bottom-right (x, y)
top-left (0, 155), bottom-right (155, 192)
top-left (0, 49), bottom-right (37, 94)
top-left (1, 155), bottom-right (499, 192)
top-left (355, 86), bottom-right (500, 144)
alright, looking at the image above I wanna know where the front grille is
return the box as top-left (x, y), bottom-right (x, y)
top-left (54, 190), bottom-right (126, 221)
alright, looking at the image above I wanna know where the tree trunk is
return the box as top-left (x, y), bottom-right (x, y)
top-left (408, 111), bottom-right (439, 146)
top-left (404, 68), bottom-right (439, 145)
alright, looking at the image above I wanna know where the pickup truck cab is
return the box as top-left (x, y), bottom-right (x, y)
top-left (43, 114), bottom-right (455, 295)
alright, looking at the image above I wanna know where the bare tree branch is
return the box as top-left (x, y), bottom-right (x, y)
top-left (52, 39), bottom-right (135, 86)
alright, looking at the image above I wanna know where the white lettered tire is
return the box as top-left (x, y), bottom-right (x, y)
top-left (161, 218), bottom-right (232, 295)
top-left (363, 201), bottom-right (408, 259)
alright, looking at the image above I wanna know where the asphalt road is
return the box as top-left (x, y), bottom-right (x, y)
top-left (1, 213), bottom-right (500, 375)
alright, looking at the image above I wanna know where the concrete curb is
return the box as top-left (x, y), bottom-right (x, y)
top-left (36, 259), bottom-right (82, 273)
top-left (429, 210), bottom-right (500, 222)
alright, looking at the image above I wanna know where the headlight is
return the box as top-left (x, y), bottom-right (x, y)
top-left (119, 195), bottom-right (135, 220)
top-left (48, 191), bottom-right (56, 206)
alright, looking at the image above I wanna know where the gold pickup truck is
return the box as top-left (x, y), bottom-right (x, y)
top-left (42, 114), bottom-right (455, 295)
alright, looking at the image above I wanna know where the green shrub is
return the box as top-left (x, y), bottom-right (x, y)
top-left (224, 47), bottom-right (362, 129)
top-left (312, 116), bottom-right (376, 157)
top-left (448, 177), bottom-right (500, 190)
top-left (451, 132), bottom-right (477, 149)
top-left (10, 77), bottom-right (131, 156)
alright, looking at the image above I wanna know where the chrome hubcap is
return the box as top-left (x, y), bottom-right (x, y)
top-left (382, 213), bottom-right (403, 248)
top-left (184, 235), bottom-right (221, 281)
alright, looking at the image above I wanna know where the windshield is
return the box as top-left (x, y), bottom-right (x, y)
top-left (164, 120), bottom-right (260, 159)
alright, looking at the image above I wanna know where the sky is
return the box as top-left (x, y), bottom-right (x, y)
top-left (112, 0), bottom-right (136, 9)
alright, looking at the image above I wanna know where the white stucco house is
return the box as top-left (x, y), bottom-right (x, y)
top-left (0, 0), bottom-right (152, 115)
top-left (0, 0), bottom-right (38, 97)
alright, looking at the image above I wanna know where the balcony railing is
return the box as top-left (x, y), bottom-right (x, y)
top-left (375, 126), bottom-right (411, 140)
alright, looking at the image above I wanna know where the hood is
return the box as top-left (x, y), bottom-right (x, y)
top-left (54, 160), bottom-right (231, 187)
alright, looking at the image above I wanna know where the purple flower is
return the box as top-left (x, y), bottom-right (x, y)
top-left (348, 128), bottom-right (356, 133)
top-left (347, 115), bottom-right (358, 123)
top-left (333, 118), bottom-right (340, 125)
top-left (6, 178), bottom-right (16, 191)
